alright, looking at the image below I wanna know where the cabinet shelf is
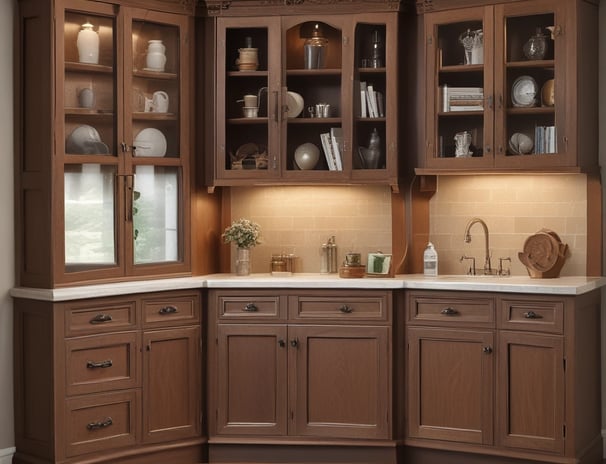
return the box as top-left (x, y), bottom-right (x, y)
top-left (286, 68), bottom-right (341, 76)
top-left (506, 59), bottom-right (554, 69)
top-left (65, 61), bottom-right (113, 74)
top-left (438, 111), bottom-right (483, 116)
top-left (227, 70), bottom-right (268, 77)
top-left (227, 117), bottom-right (268, 124)
top-left (439, 64), bottom-right (483, 73)
top-left (288, 117), bottom-right (341, 124)
top-left (65, 108), bottom-right (114, 118)
top-left (507, 106), bottom-right (554, 115)
top-left (133, 69), bottom-right (178, 80)
top-left (132, 112), bottom-right (177, 121)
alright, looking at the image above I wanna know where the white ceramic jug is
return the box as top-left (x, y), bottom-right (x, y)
top-left (77, 22), bottom-right (99, 64)
top-left (151, 91), bottom-right (169, 113)
top-left (146, 40), bottom-right (167, 71)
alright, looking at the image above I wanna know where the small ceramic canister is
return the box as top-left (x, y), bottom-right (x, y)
top-left (78, 88), bottom-right (95, 108)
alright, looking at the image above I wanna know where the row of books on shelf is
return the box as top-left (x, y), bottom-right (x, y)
top-left (534, 125), bottom-right (557, 154)
top-left (440, 85), bottom-right (484, 112)
top-left (360, 82), bottom-right (384, 118)
top-left (320, 127), bottom-right (343, 171)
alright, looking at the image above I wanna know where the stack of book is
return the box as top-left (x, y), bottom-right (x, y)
top-left (320, 127), bottom-right (343, 171)
top-left (534, 125), bottom-right (557, 154)
top-left (360, 81), bottom-right (385, 118)
top-left (441, 85), bottom-right (484, 112)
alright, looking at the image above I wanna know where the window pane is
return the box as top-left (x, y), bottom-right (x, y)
top-left (65, 164), bottom-right (116, 267)
top-left (133, 166), bottom-right (180, 264)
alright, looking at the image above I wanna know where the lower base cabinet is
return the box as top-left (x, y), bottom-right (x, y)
top-left (207, 289), bottom-right (401, 463)
top-left (13, 290), bottom-right (204, 464)
top-left (405, 289), bottom-right (602, 464)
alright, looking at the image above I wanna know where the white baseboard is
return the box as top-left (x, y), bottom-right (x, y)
top-left (0, 447), bottom-right (14, 464)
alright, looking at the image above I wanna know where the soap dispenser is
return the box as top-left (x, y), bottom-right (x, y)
top-left (423, 242), bottom-right (438, 277)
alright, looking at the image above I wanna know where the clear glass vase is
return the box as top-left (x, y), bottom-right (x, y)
top-left (235, 247), bottom-right (251, 276)
top-left (523, 27), bottom-right (548, 61)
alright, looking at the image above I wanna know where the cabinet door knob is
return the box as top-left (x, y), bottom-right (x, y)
top-left (441, 307), bottom-right (458, 316)
top-left (159, 305), bottom-right (178, 315)
top-left (482, 346), bottom-right (493, 354)
top-left (90, 314), bottom-right (113, 324)
top-left (339, 305), bottom-right (353, 313)
top-left (524, 311), bottom-right (541, 319)
top-left (86, 359), bottom-right (113, 369)
top-left (243, 303), bottom-right (258, 312)
top-left (290, 338), bottom-right (299, 348)
top-left (278, 339), bottom-right (286, 348)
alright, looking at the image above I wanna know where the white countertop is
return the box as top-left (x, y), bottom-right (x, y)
top-left (9, 273), bottom-right (606, 302)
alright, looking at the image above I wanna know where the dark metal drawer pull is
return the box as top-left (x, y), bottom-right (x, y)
top-left (243, 303), bottom-right (258, 312)
top-left (87, 417), bottom-right (113, 430)
top-left (339, 305), bottom-right (353, 313)
top-left (86, 360), bottom-right (113, 369)
top-left (90, 314), bottom-right (113, 324)
top-left (441, 307), bottom-right (458, 315)
top-left (290, 338), bottom-right (299, 348)
top-left (524, 311), bottom-right (542, 319)
top-left (483, 346), bottom-right (493, 354)
top-left (159, 305), bottom-right (178, 315)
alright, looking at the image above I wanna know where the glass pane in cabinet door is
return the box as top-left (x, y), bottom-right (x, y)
top-left (133, 166), bottom-right (180, 265)
top-left (285, 21), bottom-right (342, 172)
top-left (436, 20), bottom-right (485, 159)
top-left (65, 164), bottom-right (117, 268)
top-left (504, 13), bottom-right (555, 156)
top-left (224, 27), bottom-right (270, 171)
top-left (354, 23), bottom-right (386, 170)
top-left (64, 11), bottom-right (116, 157)
top-left (131, 21), bottom-right (180, 159)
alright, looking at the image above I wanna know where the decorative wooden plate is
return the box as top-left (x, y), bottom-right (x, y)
top-left (518, 229), bottom-right (568, 278)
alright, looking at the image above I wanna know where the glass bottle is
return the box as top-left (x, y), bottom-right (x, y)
top-left (304, 23), bottom-right (327, 69)
top-left (523, 27), bottom-right (548, 61)
top-left (370, 29), bottom-right (384, 68)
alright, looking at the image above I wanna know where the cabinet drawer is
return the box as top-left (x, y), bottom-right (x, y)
top-left (65, 390), bottom-right (140, 458)
top-left (407, 292), bottom-right (495, 327)
top-left (64, 298), bottom-right (137, 337)
top-left (289, 292), bottom-right (390, 322)
top-left (65, 332), bottom-right (140, 396)
top-left (142, 292), bottom-right (200, 327)
top-left (215, 292), bottom-right (285, 321)
top-left (499, 297), bottom-right (564, 334)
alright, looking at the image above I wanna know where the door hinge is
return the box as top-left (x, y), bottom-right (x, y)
top-left (563, 424), bottom-right (566, 437)
top-left (290, 410), bottom-right (294, 421)
top-left (563, 357), bottom-right (566, 371)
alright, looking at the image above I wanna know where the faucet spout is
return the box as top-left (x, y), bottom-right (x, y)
top-left (463, 217), bottom-right (492, 274)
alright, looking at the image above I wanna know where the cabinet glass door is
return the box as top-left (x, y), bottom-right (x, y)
top-left (494, 1), bottom-right (563, 169)
top-left (282, 17), bottom-right (348, 180)
top-left (352, 12), bottom-right (397, 184)
top-left (216, 18), bottom-right (281, 181)
top-left (133, 166), bottom-right (180, 265)
top-left (61, 5), bottom-right (119, 274)
top-left (64, 164), bottom-right (117, 267)
top-left (127, 12), bottom-right (187, 268)
top-left (425, 8), bottom-right (494, 170)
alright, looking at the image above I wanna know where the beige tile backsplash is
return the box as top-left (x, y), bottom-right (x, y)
top-left (229, 186), bottom-right (393, 273)
top-left (429, 175), bottom-right (587, 276)
top-left (228, 175), bottom-right (587, 276)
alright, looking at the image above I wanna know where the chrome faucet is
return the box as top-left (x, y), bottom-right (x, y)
top-left (463, 217), bottom-right (492, 275)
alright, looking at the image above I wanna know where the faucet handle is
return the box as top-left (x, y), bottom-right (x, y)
top-left (460, 255), bottom-right (476, 276)
top-left (498, 257), bottom-right (511, 276)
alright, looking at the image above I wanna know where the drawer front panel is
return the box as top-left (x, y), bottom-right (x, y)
top-left (65, 390), bottom-right (140, 457)
top-left (142, 292), bottom-right (200, 327)
top-left (216, 293), bottom-right (284, 321)
top-left (65, 332), bottom-right (140, 396)
top-left (408, 292), bottom-right (495, 327)
top-left (499, 297), bottom-right (564, 334)
top-left (65, 300), bottom-right (137, 337)
top-left (290, 292), bottom-right (390, 322)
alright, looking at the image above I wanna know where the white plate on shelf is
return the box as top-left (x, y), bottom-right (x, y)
top-left (511, 75), bottom-right (538, 107)
top-left (287, 91), bottom-right (304, 118)
top-left (134, 128), bottom-right (167, 157)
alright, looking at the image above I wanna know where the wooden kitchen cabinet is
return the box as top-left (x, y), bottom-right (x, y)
top-left (417, 0), bottom-right (598, 173)
top-left (16, 0), bottom-right (193, 288)
top-left (404, 289), bottom-right (602, 464)
top-left (13, 290), bottom-right (203, 464)
top-left (205, 1), bottom-right (400, 189)
top-left (207, 288), bottom-right (399, 463)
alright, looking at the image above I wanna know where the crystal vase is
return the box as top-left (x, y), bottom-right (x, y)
top-left (235, 247), bottom-right (251, 276)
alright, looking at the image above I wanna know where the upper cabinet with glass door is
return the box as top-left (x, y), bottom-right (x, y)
top-left (16, 0), bottom-right (193, 288)
top-left (418, 0), bottom-right (598, 173)
top-left (206, 1), bottom-right (401, 190)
